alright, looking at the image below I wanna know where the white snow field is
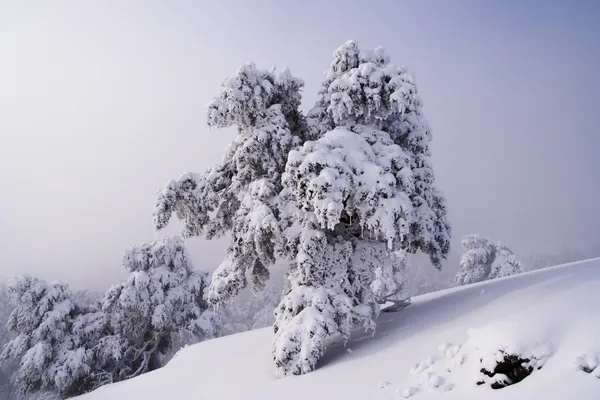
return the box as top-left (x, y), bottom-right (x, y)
top-left (80, 258), bottom-right (600, 399)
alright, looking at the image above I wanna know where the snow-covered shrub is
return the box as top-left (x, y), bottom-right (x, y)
top-left (477, 349), bottom-right (542, 389)
top-left (454, 234), bottom-right (524, 286)
top-left (100, 235), bottom-right (214, 382)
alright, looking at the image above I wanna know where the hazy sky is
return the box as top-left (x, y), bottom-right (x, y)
top-left (1, 1), bottom-right (599, 289)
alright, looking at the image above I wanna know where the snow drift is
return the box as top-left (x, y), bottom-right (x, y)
top-left (79, 258), bottom-right (600, 399)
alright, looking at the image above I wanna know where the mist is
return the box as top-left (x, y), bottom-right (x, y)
top-left (1, 0), bottom-right (599, 290)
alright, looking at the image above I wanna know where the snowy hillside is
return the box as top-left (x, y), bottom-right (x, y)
top-left (79, 258), bottom-right (600, 400)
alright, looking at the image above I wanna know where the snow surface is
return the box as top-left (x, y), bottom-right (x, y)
top-left (79, 258), bottom-right (600, 399)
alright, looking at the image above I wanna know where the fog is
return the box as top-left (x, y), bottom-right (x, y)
top-left (1, 1), bottom-right (598, 290)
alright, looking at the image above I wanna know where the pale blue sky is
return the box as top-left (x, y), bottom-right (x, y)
top-left (0, 1), bottom-right (598, 288)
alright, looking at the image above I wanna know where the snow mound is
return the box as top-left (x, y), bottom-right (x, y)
top-left (79, 258), bottom-right (600, 400)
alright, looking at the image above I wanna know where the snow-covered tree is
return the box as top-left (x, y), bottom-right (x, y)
top-left (273, 41), bottom-right (449, 375)
top-left (153, 64), bottom-right (306, 304)
top-left (454, 234), bottom-right (524, 285)
top-left (0, 276), bottom-right (107, 398)
top-left (454, 234), bottom-right (495, 285)
top-left (0, 238), bottom-right (219, 397)
top-left (100, 235), bottom-right (214, 382)
top-left (152, 40), bottom-right (450, 376)
top-left (491, 242), bottom-right (524, 279)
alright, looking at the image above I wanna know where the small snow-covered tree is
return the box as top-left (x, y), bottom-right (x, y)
top-left (454, 234), bottom-right (524, 285)
top-left (454, 234), bottom-right (495, 285)
top-left (100, 235), bottom-right (214, 382)
top-left (273, 41), bottom-right (449, 375)
top-left (153, 64), bottom-right (306, 304)
top-left (491, 242), bottom-right (524, 279)
top-left (0, 276), bottom-right (106, 398)
top-left (0, 238), bottom-right (217, 397)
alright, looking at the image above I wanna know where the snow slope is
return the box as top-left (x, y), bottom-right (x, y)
top-left (80, 258), bottom-right (600, 399)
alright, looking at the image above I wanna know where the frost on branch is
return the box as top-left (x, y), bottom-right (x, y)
top-left (153, 63), bottom-right (306, 305)
top-left (153, 172), bottom-right (220, 237)
top-left (454, 234), bottom-right (525, 286)
top-left (101, 235), bottom-right (212, 381)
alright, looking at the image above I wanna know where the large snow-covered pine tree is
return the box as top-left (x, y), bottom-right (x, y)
top-left (273, 41), bottom-right (448, 375)
top-left (100, 235), bottom-right (214, 381)
top-left (454, 234), bottom-right (524, 285)
top-left (152, 41), bottom-right (450, 376)
top-left (153, 64), bottom-right (306, 304)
